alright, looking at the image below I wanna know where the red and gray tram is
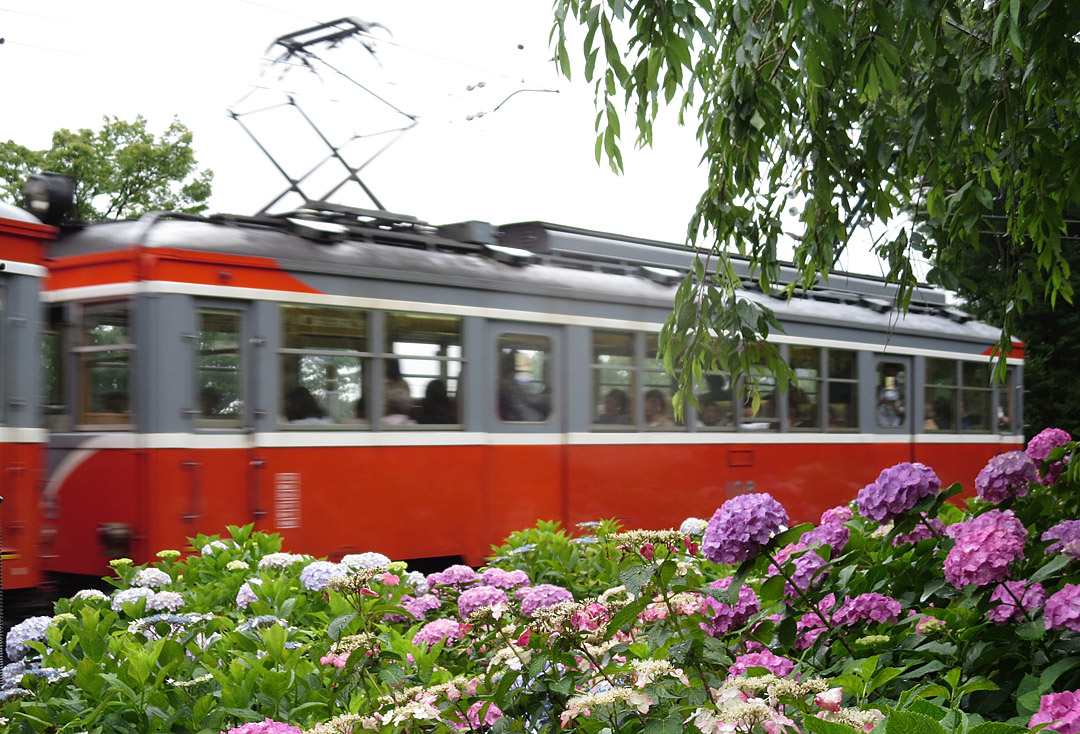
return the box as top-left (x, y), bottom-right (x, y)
top-left (17, 198), bottom-right (1024, 580)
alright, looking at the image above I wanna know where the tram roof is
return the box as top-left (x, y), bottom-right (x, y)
top-left (46, 207), bottom-right (998, 346)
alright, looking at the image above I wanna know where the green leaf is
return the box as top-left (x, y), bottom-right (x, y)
top-left (620, 563), bottom-right (658, 597)
top-left (804, 715), bottom-right (860, 734)
top-left (327, 611), bottom-right (358, 641)
top-left (968, 723), bottom-right (1029, 734)
top-left (885, 710), bottom-right (948, 734)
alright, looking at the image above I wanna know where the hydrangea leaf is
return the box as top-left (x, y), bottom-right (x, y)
top-left (885, 709), bottom-right (948, 734)
top-left (804, 715), bottom-right (861, 734)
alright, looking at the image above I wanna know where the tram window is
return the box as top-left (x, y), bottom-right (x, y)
top-left (698, 373), bottom-right (735, 428)
top-left (386, 313), bottom-right (462, 427)
top-left (876, 362), bottom-right (907, 428)
top-left (738, 372), bottom-right (779, 431)
top-left (592, 331), bottom-right (634, 428)
top-left (925, 358), bottom-right (957, 431)
top-left (196, 309), bottom-right (242, 428)
top-left (497, 334), bottom-right (552, 423)
top-left (826, 349), bottom-right (858, 430)
top-left (961, 361), bottom-right (992, 432)
top-left (789, 346), bottom-right (821, 430)
top-left (75, 301), bottom-right (133, 427)
top-left (643, 335), bottom-right (685, 429)
top-left (280, 305), bottom-right (368, 426)
top-left (999, 367), bottom-right (1017, 433)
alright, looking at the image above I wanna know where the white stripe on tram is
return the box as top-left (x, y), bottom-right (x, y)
top-left (0, 262), bottom-right (48, 278)
top-left (0, 427), bottom-right (49, 443)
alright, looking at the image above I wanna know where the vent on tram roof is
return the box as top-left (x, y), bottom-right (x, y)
top-left (638, 265), bottom-right (683, 285)
top-left (933, 306), bottom-right (974, 324)
top-left (286, 217), bottom-right (350, 243)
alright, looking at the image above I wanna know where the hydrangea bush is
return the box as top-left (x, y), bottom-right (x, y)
top-left (2, 432), bottom-right (1080, 734)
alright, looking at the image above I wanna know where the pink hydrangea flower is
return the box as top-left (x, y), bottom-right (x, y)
top-left (815, 687), bottom-right (844, 712)
top-left (478, 567), bottom-right (530, 589)
top-left (457, 585), bottom-right (509, 619)
top-left (1046, 584), bottom-right (1080, 632)
top-left (412, 618), bottom-right (467, 648)
top-left (820, 506), bottom-right (853, 525)
top-left (702, 493), bottom-right (789, 565)
top-left (975, 451), bottom-right (1037, 503)
top-left (1030, 690), bottom-right (1080, 733)
top-left (1044, 521), bottom-right (1080, 554)
top-left (801, 523), bottom-right (850, 553)
top-left (427, 564), bottom-right (479, 587)
top-left (766, 544), bottom-right (827, 597)
top-left (463, 702), bottom-right (503, 729)
top-left (832, 593), bottom-right (902, 626)
top-left (518, 584), bottom-right (573, 617)
top-left (987, 580), bottom-right (1046, 624)
top-left (893, 515), bottom-right (945, 546)
top-left (224, 719), bottom-right (303, 734)
top-left (944, 510), bottom-right (1027, 589)
top-left (795, 593), bottom-right (837, 650)
top-left (727, 650), bottom-right (796, 678)
top-left (700, 576), bottom-right (759, 637)
top-left (402, 593), bottom-right (442, 621)
top-left (1027, 428), bottom-right (1072, 485)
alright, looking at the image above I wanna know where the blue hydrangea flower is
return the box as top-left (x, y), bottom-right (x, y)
top-left (111, 587), bottom-right (155, 611)
top-left (702, 493), bottom-right (789, 565)
top-left (856, 462), bottom-right (941, 523)
top-left (6, 616), bottom-right (51, 662)
top-left (300, 561), bottom-right (347, 591)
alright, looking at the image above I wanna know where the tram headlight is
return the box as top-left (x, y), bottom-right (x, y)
top-left (22, 172), bottom-right (75, 225)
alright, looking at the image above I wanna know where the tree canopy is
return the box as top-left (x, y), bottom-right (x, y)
top-left (0, 115), bottom-right (213, 222)
top-left (553, 0), bottom-right (1080, 409)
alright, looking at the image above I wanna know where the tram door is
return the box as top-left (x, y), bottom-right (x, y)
top-left (872, 355), bottom-right (915, 462)
top-left (484, 323), bottom-right (566, 543)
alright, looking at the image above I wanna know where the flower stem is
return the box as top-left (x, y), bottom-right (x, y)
top-left (762, 548), bottom-right (856, 656)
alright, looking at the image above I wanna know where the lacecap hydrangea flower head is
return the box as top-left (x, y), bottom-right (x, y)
top-left (702, 493), bottom-right (789, 565)
top-left (975, 450), bottom-right (1037, 503)
top-left (856, 462), bottom-right (940, 523)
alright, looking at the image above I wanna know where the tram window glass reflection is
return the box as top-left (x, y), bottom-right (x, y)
top-left (925, 358), bottom-right (957, 431)
top-left (196, 309), bottom-right (242, 427)
top-left (789, 346), bottom-right (821, 430)
top-left (876, 362), bottom-right (907, 428)
top-left (386, 313), bottom-right (462, 427)
top-left (826, 349), bottom-right (858, 430)
top-left (961, 361), bottom-right (992, 432)
top-left (698, 373), bottom-right (734, 428)
top-left (999, 367), bottom-right (1017, 433)
top-left (280, 305), bottom-right (367, 426)
top-left (592, 331), bottom-right (634, 428)
top-left (76, 301), bottom-right (133, 427)
top-left (42, 305), bottom-right (70, 432)
top-left (738, 372), bottom-right (778, 431)
top-left (644, 334), bottom-right (684, 429)
top-left (497, 334), bottom-right (552, 423)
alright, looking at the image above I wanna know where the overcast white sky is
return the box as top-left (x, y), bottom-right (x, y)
top-left (1, 1), bottom-right (897, 275)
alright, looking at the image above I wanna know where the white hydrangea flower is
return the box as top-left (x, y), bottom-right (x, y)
top-left (132, 568), bottom-right (172, 588)
top-left (73, 589), bottom-right (108, 601)
top-left (111, 587), bottom-right (155, 611)
top-left (341, 552), bottom-right (391, 571)
top-left (258, 552), bottom-right (304, 570)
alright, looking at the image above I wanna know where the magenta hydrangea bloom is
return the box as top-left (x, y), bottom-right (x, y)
top-left (479, 567), bottom-right (530, 589)
top-left (766, 544), bottom-right (827, 597)
top-left (857, 462), bottom-right (941, 523)
top-left (465, 702), bottom-right (504, 728)
top-left (701, 576), bottom-right (759, 636)
top-left (893, 515), bottom-right (945, 546)
top-left (1044, 521), bottom-right (1080, 554)
top-left (1030, 690), bottom-right (1080, 734)
top-left (412, 618), bottom-right (467, 647)
top-left (987, 580), bottom-right (1046, 624)
top-left (820, 506), bottom-right (853, 525)
top-left (728, 651), bottom-right (796, 678)
top-left (224, 719), bottom-right (303, 734)
top-left (457, 585), bottom-right (509, 619)
top-left (801, 523), bottom-right (850, 553)
top-left (1027, 428), bottom-right (1072, 485)
top-left (795, 593), bottom-right (837, 650)
top-left (427, 564), bottom-right (479, 587)
top-left (1046, 584), bottom-right (1080, 632)
top-left (832, 593), bottom-right (902, 626)
top-left (402, 593), bottom-right (442, 621)
top-left (975, 451), bottom-right (1038, 504)
top-left (702, 493), bottom-right (789, 565)
top-left (518, 584), bottom-right (574, 617)
top-left (944, 510), bottom-right (1027, 588)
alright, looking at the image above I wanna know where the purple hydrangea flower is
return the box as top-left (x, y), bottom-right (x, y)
top-left (518, 584), bottom-right (574, 617)
top-left (801, 523), bottom-right (850, 553)
top-left (987, 580), bottom-right (1046, 624)
top-left (112, 586), bottom-right (155, 611)
top-left (728, 651), bottom-right (796, 678)
top-left (820, 506), bottom-right (853, 525)
top-left (944, 510), bottom-right (1027, 589)
top-left (427, 564), bottom-right (479, 587)
top-left (1046, 584), bottom-right (1080, 632)
top-left (975, 451), bottom-right (1038, 503)
top-left (5, 616), bottom-right (51, 662)
top-left (236, 578), bottom-right (262, 609)
top-left (702, 493), bottom-right (789, 565)
top-left (1030, 690), bottom-right (1080, 734)
top-left (458, 585), bottom-right (509, 619)
top-left (1027, 428), bottom-right (1073, 485)
top-left (832, 593), bottom-right (902, 626)
top-left (857, 462), bottom-right (941, 523)
top-left (795, 594), bottom-right (837, 650)
top-left (402, 593), bottom-right (442, 620)
top-left (300, 561), bottom-right (347, 591)
top-left (893, 515), bottom-right (945, 546)
top-left (1044, 521), bottom-right (1080, 554)
top-left (701, 576), bottom-right (760, 636)
top-left (224, 719), bottom-right (303, 734)
top-left (479, 568), bottom-right (531, 589)
top-left (412, 618), bottom-right (466, 647)
top-left (765, 544), bottom-right (827, 597)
